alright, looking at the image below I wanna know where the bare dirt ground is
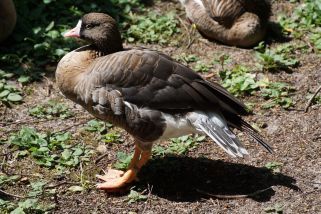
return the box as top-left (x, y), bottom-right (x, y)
top-left (1, 0), bottom-right (320, 213)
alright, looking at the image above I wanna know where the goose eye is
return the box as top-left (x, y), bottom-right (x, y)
top-left (85, 24), bottom-right (94, 29)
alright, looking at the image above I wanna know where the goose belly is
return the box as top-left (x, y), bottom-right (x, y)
top-left (159, 112), bottom-right (202, 140)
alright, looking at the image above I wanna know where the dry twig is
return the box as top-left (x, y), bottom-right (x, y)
top-left (0, 189), bottom-right (25, 199)
top-left (305, 84), bottom-right (321, 112)
top-left (196, 186), bottom-right (273, 199)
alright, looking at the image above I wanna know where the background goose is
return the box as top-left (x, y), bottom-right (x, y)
top-left (0, 0), bottom-right (16, 42)
top-left (56, 12), bottom-right (272, 191)
top-left (179, 0), bottom-right (271, 47)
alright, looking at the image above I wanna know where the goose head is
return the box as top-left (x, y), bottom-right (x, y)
top-left (64, 13), bottom-right (123, 54)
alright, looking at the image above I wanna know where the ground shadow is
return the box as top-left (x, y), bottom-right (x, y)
top-left (135, 156), bottom-right (298, 202)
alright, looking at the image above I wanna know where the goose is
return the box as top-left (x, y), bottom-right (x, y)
top-left (179, 0), bottom-right (271, 47)
top-left (56, 13), bottom-right (272, 191)
top-left (0, 0), bottom-right (16, 42)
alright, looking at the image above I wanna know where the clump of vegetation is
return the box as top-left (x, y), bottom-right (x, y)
top-left (0, 176), bottom-right (56, 213)
top-left (194, 61), bottom-right (211, 73)
top-left (265, 161), bottom-right (283, 173)
top-left (219, 65), bottom-right (295, 109)
top-left (2, 127), bottom-right (93, 168)
top-left (84, 119), bottom-right (111, 134)
top-left (153, 134), bottom-right (206, 157)
top-left (278, 0), bottom-right (321, 52)
top-left (260, 82), bottom-right (295, 109)
top-left (124, 12), bottom-right (180, 45)
top-left (114, 152), bottom-right (133, 170)
top-left (0, 70), bottom-right (23, 105)
top-left (255, 42), bottom-right (299, 71)
top-left (127, 189), bottom-right (148, 204)
top-left (103, 131), bottom-right (123, 144)
top-left (219, 65), bottom-right (259, 96)
top-left (29, 100), bottom-right (73, 119)
top-left (175, 53), bottom-right (199, 65)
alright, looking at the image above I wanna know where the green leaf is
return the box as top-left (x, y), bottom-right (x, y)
top-left (7, 93), bottom-right (23, 102)
top-left (0, 90), bottom-right (10, 98)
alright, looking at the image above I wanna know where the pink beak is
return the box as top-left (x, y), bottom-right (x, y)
top-left (64, 20), bottom-right (82, 38)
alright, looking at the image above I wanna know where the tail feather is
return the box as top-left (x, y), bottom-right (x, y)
top-left (196, 117), bottom-right (248, 158)
top-left (224, 113), bottom-right (273, 153)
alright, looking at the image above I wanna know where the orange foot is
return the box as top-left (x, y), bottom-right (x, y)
top-left (96, 145), bottom-right (151, 192)
top-left (96, 168), bottom-right (136, 191)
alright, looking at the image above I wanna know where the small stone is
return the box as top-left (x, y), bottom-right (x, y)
top-left (96, 144), bottom-right (107, 154)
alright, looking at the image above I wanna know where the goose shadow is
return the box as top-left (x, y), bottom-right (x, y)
top-left (136, 156), bottom-right (298, 202)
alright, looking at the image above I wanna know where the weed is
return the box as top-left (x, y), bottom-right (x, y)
top-left (0, 179), bottom-right (55, 213)
top-left (114, 152), bottom-right (133, 170)
top-left (103, 131), bottom-right (123, 144)
top-left (255, 43), bottom-right (299, 71)
top-left (3, 127), bottom-right (93, 168)
top-left (219, 65), bottom-right (259, 96)
top-left (265, 203), bottom-right (284, 213)
top-left (1, 198), bottom-right (55, 214)
top-left (278, 0), bottom-right (321, 52)
top-left (194, 61), bottom-right (211, 73)
top-left (219, 65), bottom-right (295, 109)
top-left (175, 53), bottom-right (199, 65)
top-left (29, 100), bottom-right (73, 119)
top-left (260, 82), bottom-right (295, 109)
top-left (124, 11), bottom-right (180, 45)
top-left (306, 93), bottom-right (321, 104)
top-left (265, 161), bottom-right (283, 173)
top-left (84, 119), bottom-right (112, 134)
top-left (0, 70), bottom-right (23, 105)
top-left (153, 134), bottom-right (206, 157)
top-left (127, 189), bottom-right (147, 204)
top-left (0, 174), bottom-right (20, 185)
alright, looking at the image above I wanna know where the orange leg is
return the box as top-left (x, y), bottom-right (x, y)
top-left (96, 145), bottom-right (151, 191)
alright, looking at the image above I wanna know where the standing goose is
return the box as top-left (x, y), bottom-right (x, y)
top-left (179, 0), bottom-right (271, 47)
top-left (0, 0), bottom-right (16, 42)
top-left (56, 13), bottom-right (272, 191)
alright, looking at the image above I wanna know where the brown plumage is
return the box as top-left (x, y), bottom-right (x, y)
top-left (179, 0), bottom-right (271, 47)
top-left (0, 0), bottom-right (16, 42)
top-left (56, 13), bottom-right (272, 191)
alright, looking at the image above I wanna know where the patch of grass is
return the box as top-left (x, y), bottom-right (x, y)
top-left (153, 134), bottom-right (206, 157)
top-left (127, 189), bottom-right (147, 204)
top-left (29, 100), bottom-right (73, 119)
top-left (255, 43), bottom-right (299, 72)
top-left (3, 127), bottom-right (93, 168)
top-left (124, 11), bottom-right (180, 45)
top-left (278, 0), bottom-right (321, 52)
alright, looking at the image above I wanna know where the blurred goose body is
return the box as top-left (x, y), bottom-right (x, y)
top-left (0, 0), bottom-right (16, 42)
top-left (179, 0), bottom-right (271, 47)
top-left (56, 13), bottom-right (272, 191)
